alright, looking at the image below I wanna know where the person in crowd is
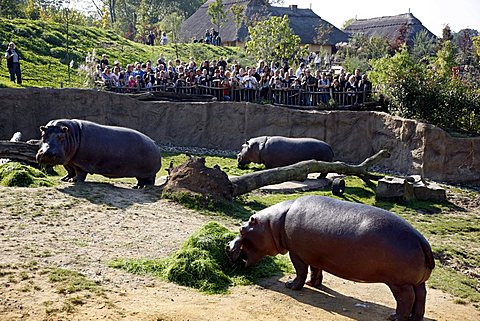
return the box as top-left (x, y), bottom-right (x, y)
top-left (124, 64), bottom-right (134, 81)
top-left (318, 72), bottom-right (331, 103)
top-left (345, 75), bottom-right (358, 105)
top-left (295, 62), bottom-right (305, 78)
top-left (101, 66), bottom-right (113, 87)
top-left (301, 68), bottom-right (317, 90)
top-left (314, 51), bottom-right (322, 71)
top-left (160, 32), bottom-right (168, 45)
top-left (127, 75), bottom-right (137, 92)
top-left (358, 73), bottom-right (373, 102)
top-left (204, 29), bottom-right (212, 44)
top-left (5, 42), bottom-right (22, 84)
top-left (354, 68), bottom-right (362, 85)
top-left (100, 54), bottom-right (109, 70)
top-left (148, 31), bottom-right (156, 46)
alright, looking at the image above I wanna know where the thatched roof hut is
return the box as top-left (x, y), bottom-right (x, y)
top-left (180, 0), bottom-right (348, 52)
top-left (344, 13), bottom-right (436, 46)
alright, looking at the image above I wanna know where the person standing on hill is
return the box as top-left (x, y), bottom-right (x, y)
top-left (5, 42), bottom-right (22, 85)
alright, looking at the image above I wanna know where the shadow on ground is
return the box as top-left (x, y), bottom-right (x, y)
top-left (261, 277), bottom-right (436, 321)
top-left (58, 182), bottom-right (163, 208)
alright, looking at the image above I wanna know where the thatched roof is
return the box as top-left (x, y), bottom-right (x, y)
top-left (180, 0), bottom-right (348, 45)
top-left (344, 13), bottom-right (436, 46)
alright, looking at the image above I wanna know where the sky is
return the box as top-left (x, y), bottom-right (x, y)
top-left (282, 0), bottom-right (479, 37)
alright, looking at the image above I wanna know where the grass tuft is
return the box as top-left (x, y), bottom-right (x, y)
top-left (0, 162), bottom-right (55, 187)
top-left (109, 221), bottom-right (292, 294)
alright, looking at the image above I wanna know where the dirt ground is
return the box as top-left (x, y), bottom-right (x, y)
top-left (0, 181), bottom-right (479, 321)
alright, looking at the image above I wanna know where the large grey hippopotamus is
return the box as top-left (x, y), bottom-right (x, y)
top-left (237, 136), bottom-right (334, 170)
top-left (227, 196), bottom-right (434, 321)
top-left (36, 119), bottom-right (161, 188)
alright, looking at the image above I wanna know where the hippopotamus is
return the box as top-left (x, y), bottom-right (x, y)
top-left (36, 119), bottom-right (161, 188)
top-left (226, 196), bottom-right (434, 321)
top-left (237, 136), bottom-right (334, 174)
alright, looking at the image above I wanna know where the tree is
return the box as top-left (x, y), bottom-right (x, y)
top-left (230, 1), bottom-right (245, 32)
top-left (0, 0), bottom-right (26, 18)
top-left (245, 15), bottom-right (307, 65)
top-left (207, 0), bottom-right (226, 35)
top-left (411, 29), bottom-right (437, 62)
top-left (160, 11), bottom-right (183, 58)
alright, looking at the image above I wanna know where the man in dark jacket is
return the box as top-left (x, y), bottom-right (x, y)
top-left (5, 42), bottom-right (22, 85)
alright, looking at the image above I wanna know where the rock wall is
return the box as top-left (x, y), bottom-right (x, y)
top-left (1, 88), bottom-right (478, 185)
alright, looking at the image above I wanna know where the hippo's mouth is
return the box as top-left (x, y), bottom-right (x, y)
top-left (36, 153), bottom-right (64, 165)
top-left (226, 236), bottom-right (247, 266)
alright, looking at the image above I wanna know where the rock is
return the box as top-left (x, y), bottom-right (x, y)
top-left (407, 175), bottom-right (447, 202)
top-left (376, 176), bottom-right (414, 201)
top-left (376, 175), bottom-right (447, 202)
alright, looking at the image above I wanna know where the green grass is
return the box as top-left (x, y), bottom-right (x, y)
top-left (109, 221), bottom-right (293, 294)
top-left (47, 268), bottom-right (100, 295)
top-left (0, 18), bottom-right (253, 89)
top-left (0, 162), bottom-right (55, 187)
top-left (159, 151), bottom-right (480, 304)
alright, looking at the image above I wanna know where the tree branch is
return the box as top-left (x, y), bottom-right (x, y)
top-left (230, 149), bottom-right (390, 197)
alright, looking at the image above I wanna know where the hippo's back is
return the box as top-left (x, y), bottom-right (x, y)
top-left (72, 120), bottom-right (161, 178)
top-left (283, 196), bottom-right (434, 285)
top-left (262, 136), bottom-right (334, 168)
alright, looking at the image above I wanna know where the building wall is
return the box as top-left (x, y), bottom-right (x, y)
top-left (1, 88), bottom-right (478, 185)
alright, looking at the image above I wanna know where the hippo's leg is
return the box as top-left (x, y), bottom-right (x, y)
top-left (387, 284), bottom-right (415, 321)
top-left (61, 164), bottom-right (76, 181)
top-left (318, 173), bottom-right (328, 179)
top-left (69, 167), bottom-right (87, 182)
top-left (285, 252), bottom-right (308, 290)
top-left (410, 283), bottom-right (427, 321)
top-left (306, 266), bottom-right (323, 287)
top-left (134, 176), bottom-right (155, 189)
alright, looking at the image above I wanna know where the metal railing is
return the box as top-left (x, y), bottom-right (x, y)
top-left (102, 80), bottom-right (375, 109)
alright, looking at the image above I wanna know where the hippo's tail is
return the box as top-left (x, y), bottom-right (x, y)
top-left (421, 238), bottom-right (435, 271)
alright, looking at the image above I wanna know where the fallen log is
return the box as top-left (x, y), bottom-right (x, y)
top-left (230, 149), bottom-right (390, 197)
top-left (0, 141), bottom-right (39, 164)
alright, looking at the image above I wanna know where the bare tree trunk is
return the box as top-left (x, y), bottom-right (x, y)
top-left (0, 141), bottom-right (38, 164)
top-left (230, 150), bottom-right (390, 197)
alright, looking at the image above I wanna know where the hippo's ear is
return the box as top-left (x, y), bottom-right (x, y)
top-left (249, 216), bottom-right (258, 226)
top-left (61, 126), bottom-right (69, 134)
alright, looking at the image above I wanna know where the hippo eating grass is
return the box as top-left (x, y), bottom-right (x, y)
top-left (36, 119), bottom-right (161, 188)
top-left (237, 136), bottom-right (334, 174)
top-left (227, 196), bottom-right (434, 321)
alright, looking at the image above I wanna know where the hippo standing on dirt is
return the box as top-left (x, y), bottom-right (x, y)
top-left (237, 136), bottom-right (334, 174)
top-left (226, 196), bottom-right (435, 321)
top-left (36, 119), bottom-right (161, 188)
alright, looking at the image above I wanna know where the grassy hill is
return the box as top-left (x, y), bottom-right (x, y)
top-left (0, 18), bottom-right (252, 88)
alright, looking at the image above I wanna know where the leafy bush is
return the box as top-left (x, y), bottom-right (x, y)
top-left (369, 46), bottom-right (480, 133)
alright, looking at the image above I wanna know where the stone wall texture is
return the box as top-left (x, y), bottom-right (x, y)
top-left (1, 88), bottom-right (478, 185)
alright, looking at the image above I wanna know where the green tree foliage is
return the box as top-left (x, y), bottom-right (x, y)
top-left (335, 33), bottom-right (389, 72)
top-left (230, 2), bottom-right (245, 31)
top-left (207, 0), bottom-right (226, 33)
top-left (245, 15), bottom-right (307, 65)
top-left (411, 29), bottom-right (437, 62)
top-left (0, 0), bottom-right (26, 18)
top-left (369, 45), bottom-right (480, 133)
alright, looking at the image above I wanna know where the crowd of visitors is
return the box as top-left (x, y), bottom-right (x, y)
top-left (96, 52), bottom-right (373, 107)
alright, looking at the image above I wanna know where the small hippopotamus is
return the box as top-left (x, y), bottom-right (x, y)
top-left (36, 119), bottom-right (161, 188)
top-left (227, 196), bottom-right (434, 321)
top-left (237, 136), bottom-right (334, 175)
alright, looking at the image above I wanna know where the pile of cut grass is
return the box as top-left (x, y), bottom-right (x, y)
top-left (109, 221), bottom-right (292, 294)
top-left (0, 162), bottom-right (55, 187)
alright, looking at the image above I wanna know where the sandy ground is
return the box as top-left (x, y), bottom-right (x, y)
top-left (0, 182), bottom-right (479, 321)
